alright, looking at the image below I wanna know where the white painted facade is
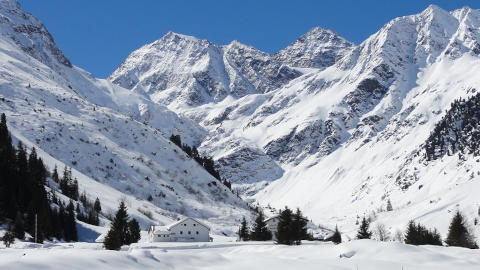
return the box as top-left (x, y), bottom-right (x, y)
top-left (148, 217), bottom-right (210, 242)
top-left (265, 216), bottom-right (279, 241)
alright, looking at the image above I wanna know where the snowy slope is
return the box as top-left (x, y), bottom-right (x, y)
top-left (1, 240), bottom-right (480, 270)
top-left (0, 0), bottom-right (251, 235)
top-left (110, 4), bottom-right (480, 241)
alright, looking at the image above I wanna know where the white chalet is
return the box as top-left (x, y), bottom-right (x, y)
top-left (148, 217), bottom-right (210, 242)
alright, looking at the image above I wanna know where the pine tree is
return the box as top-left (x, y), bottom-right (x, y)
top-left (64, 201), bottom-right (78, 242)
top-left (126, 219), bottom-right (141, 245)
top-left (331, 225), bottom-right (342, 244)
top-left (292, 208), bottom-right (308, 245)
top-left (104, 201), bottom-right (129, 250)
top-left (2, 227), bottom-right (15, 248)
top-left (275, 207), bottom-right (294, 245)
top-left (250, 211), bottom-right (272, 241)
top-left (356, 217), bottom-right (372, 239)
top-left (238, 216), bottom-right (249, 241)
top-left (94, 197), bottom-right (102, 213)
top-left (445, 210), bottom-right (478, 249)
top-left (405, 220), bottom-right (442, 246)
top-left (51, 165), bottom-right (59, 183)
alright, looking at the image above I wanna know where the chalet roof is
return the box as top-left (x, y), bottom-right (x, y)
top-left (167, 217), bottom-right (210, 230)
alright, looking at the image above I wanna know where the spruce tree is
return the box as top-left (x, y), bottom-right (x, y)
top-left (275, 207), bottom-right (294, 245)
top-left (238, 216), bottom-right (249, 241)
top-left (445, 211), bottom-right (478, 249)
top-left (331, 225), bottom-right (342, 244)
top-left (104, 201), bottom-right (129, 250)
top-left (3, 227), bottom-right (15, 247)
top-left (126, 219), bottom-right (141, 245)
top-left (94, 197), bottom-right (102, 213)
top-left (356, 217), bottom-right (372, 239)
top-left (292, 208), bottom-right (308, 245)
top-left (250, 211), bottom-right (272, 241)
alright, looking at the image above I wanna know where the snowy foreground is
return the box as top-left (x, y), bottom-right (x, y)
top-left (1, 240), bottom-right (479, 270)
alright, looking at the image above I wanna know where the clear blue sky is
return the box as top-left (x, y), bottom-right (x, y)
top-left (18, 0), bottom-right (480, 78)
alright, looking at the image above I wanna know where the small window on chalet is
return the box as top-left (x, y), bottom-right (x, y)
top-left (184, 224), bottom-right (187, 226)
top-left (196, 231), bottom-right (199, 235)
top-left (180, 231), bottom-right (183, 234)
top-left (188, 231), bottom-right (191, 235)
top-left (193, 224), bottom-right (196, 226)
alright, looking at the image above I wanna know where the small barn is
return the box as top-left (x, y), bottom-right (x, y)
top-left (148, 217), bottom-right (210, 242)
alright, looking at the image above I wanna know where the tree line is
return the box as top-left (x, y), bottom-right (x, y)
top-left (170, 134), bottom-right (231, 189)
top-left (353, 210), bottom-right (478, 249)
top-left (425, 93), bottom-right (480, 161)
top-left (0, 113), bottom-right (105, 246)
top-left (238, 206), bottom-right (310, 245)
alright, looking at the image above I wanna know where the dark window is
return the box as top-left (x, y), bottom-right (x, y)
top-left (184, 224), bottom-right (187, 226)
top-left (180, 231), bottom-right (183, 234)
top-left (193, 224), bottom-right (196, 226)
top-left (188, 231), bottom-right (191, 235)
top-left (196, 231), bottom-right (199, 235)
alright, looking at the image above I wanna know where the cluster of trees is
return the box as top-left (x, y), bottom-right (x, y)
top-left (354, 210), bottom-right (478, 249)
top-left (404, 221), bottom-right (442, 246)
top-left (0, 113), bottom-right (77, 243)
top-left (425, 94), bottom-right (480, 161)
top-left (238, 212), bottom-right (272, 241)
top-left (54, 166), bottom-right (79, 200)
top-left (104, 201), bottom-right (141, 250)
top-left (238, 207), bottom-right (310, 245)
top-left (169, 134), bottom-right (231, 189)
top-left (76, 193), bottom-right (101, 226)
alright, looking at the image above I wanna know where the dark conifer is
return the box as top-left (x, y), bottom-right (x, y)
top-left (292, 208), bottom-right (308, 245)
top-left (104, 201), bottom-right (129, 250)
top-left (126, 219), bottom-right (141, 245)
top-left (250, 212), bottom-right (272, 241)
top-left (331, 225), bottom-right (342, 244)
top-left (275, 207), bottom-right (294, 245)
top-left (94, 197), bottom-right (102, 213)
top-left (356, 217), bottom-right (372, 239)
top-left (445, 211), bottom-right (478, 249)
top-left (238, 216), bottom-right (249, 241)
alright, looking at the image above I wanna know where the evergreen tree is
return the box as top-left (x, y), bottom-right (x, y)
top-left (126, 219), bottom-right (141, 245)
top-left (292, 208), bottom-right (308, 245)
top-left (2, 228), bottom-right (15, 248)
top-left (250, 212), bottom-right (272, 241)
top-left (275, 207), bottom-right (294, 245)
top-left (445, 211), bottom-right (478, 249)
top-left (94, 197), bottom-right (102, 213)
top-left (404, 220), bottom-right (442, 246)
top-left (13, 212), bottom-right (25, 240)
top-left (331, 225), bottom-right (342, 244)
top-left (104, 201), bottom-right (130, 250)
top-left (63, 201), bottom-right (78, 242)
top-left (356, 217), bottom-right (372, 239)
top-left (238, 216), bottom-right (249, 241)
top-left (51, 165), bottom-right (59, 183)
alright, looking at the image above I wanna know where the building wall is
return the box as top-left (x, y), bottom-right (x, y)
top-left (169, 218), bottom-right (210, 242)
top-left (149, 232), bottom-right (172, 242)
top-left (266, 218), bottom-right (279, 241)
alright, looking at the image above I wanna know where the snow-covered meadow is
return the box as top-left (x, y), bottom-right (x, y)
top-left (1, 239), bottom-right (479, 270)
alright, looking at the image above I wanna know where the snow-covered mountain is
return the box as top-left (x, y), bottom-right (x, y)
top-left (0, 0), bottom-right (252, 236)
top-left (110, 4), bottom-right (480, 239)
